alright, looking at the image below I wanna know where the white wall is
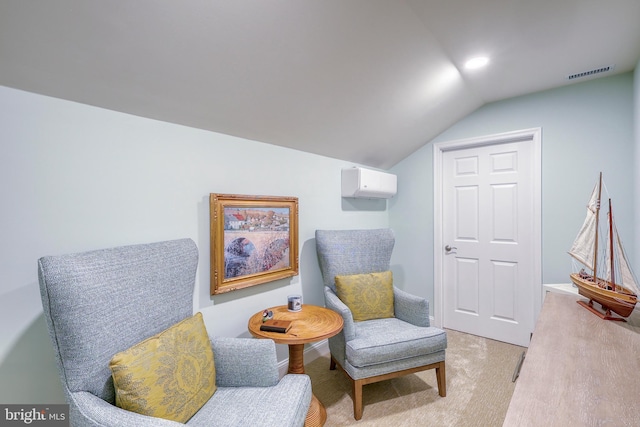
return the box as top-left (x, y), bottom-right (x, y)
top-left (635, 60), bottom-right (640, 273)
top-left (0, 86), bottom-right (390, 403)
top-left (390, 72), bottom-right (636, 311)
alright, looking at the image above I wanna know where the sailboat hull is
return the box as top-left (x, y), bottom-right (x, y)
top-left (570, 273), bottom-right (637, 318)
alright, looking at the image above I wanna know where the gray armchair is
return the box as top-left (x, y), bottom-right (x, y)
top-left (315, 229), bottom-right (446, 420)
top-left (38, 238), bottom-right (311, 426)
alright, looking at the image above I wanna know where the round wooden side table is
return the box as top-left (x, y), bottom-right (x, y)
top-left (248, 304), bottom-right (343, 427)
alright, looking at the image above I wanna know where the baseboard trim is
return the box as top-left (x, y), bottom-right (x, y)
top-left (278, 339), bottom-right (330, 377)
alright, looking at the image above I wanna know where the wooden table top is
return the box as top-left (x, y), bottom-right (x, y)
top-left (248, 304), bottom-right (343, 345)
top-left (503, 292), bottom-right (640, 426)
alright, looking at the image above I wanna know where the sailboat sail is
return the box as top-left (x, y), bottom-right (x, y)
top-left (606, 220), bottom-right (640, 295)
top-left (568, 182), bottom-right (599, 270)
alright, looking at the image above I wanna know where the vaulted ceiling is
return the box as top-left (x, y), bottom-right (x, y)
top-left (1, 1), bottom-right (639, 169)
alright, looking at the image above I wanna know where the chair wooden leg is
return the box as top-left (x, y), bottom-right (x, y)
top-left (353, 379), bottom-right (364, 420)
top-left (436, 361), bottom-right (446, 397)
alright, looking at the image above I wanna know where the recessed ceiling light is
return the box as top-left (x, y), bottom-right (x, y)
top-left (464, 56), bottom-right (489, 70)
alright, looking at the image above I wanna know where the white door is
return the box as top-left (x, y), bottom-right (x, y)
top-left (433, 129), bottom-right (541, 347)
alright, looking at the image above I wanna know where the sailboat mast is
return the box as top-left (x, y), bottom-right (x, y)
top-left (593, 172), bottom-right (602, 283)
top-left (609, 198), bottom-right (615, 289)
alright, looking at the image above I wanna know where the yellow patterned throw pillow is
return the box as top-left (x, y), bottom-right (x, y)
top-left (109, 312), bottom-right (216, 423)
top-left (335, 271), bottom-right (395, 321)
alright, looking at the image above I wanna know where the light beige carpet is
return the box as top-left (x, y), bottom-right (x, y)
top-left (305, 329), bottom-right (525, 427)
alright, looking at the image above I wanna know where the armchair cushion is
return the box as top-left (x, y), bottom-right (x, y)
top-left (109, 312), bottom-right (216, 423)
top-left (346, 318), bottom-right (447, 367)
top-left (335, 271), bottom-right (395, 321)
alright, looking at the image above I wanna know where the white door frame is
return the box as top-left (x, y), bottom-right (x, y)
top-left (432, 128), bottom-right (542, 330)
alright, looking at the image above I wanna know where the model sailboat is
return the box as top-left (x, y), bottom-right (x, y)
top-left (568, 172), bottom-right (639, 320)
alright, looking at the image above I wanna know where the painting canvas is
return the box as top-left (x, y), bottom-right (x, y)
top-left (210, 194), bottom-right (299, 295)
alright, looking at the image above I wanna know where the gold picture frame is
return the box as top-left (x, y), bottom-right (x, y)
top-left (209, 193), bottom-right (299, 295)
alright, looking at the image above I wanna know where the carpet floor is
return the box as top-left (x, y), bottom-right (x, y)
top-left (305, 329), bottom-right (526, 427)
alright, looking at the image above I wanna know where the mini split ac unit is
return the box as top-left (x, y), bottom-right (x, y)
top-left (341, 167), bottom-right (397, 199)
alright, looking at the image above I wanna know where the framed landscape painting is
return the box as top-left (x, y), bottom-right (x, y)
top-left (209, 193), bottom-right (299, 295)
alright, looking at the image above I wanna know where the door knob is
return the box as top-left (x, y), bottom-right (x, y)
top-left (445, 245), bottom-right (457, 253)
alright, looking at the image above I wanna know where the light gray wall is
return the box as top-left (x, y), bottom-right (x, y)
top-left (0, 86), bottom-right (390, 404)
top-left (635, 60), bottom-right (640, 272)
top-left (390, 72), bottom-right (636, 309)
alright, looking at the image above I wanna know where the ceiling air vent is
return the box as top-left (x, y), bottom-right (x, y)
top-left (566, 65), bottom-right (615, 80)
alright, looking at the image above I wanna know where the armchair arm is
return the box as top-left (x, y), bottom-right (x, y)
top-left (394, 287), bottom-right (430, 327)
top-left (72, 391), bottom-right (184, 427)
top-left (324, 286), bottom-right (356, 341)
top-left (210, 336), bottom-right (280, 387)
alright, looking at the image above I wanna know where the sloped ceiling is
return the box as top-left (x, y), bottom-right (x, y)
top-left (1, 0), bottom-right (639, 169)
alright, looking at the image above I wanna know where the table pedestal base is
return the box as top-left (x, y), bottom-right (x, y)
top-left (305, 395), bottom-right (327, 427)
top-left (288, 343), bottom-right (327, 427)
